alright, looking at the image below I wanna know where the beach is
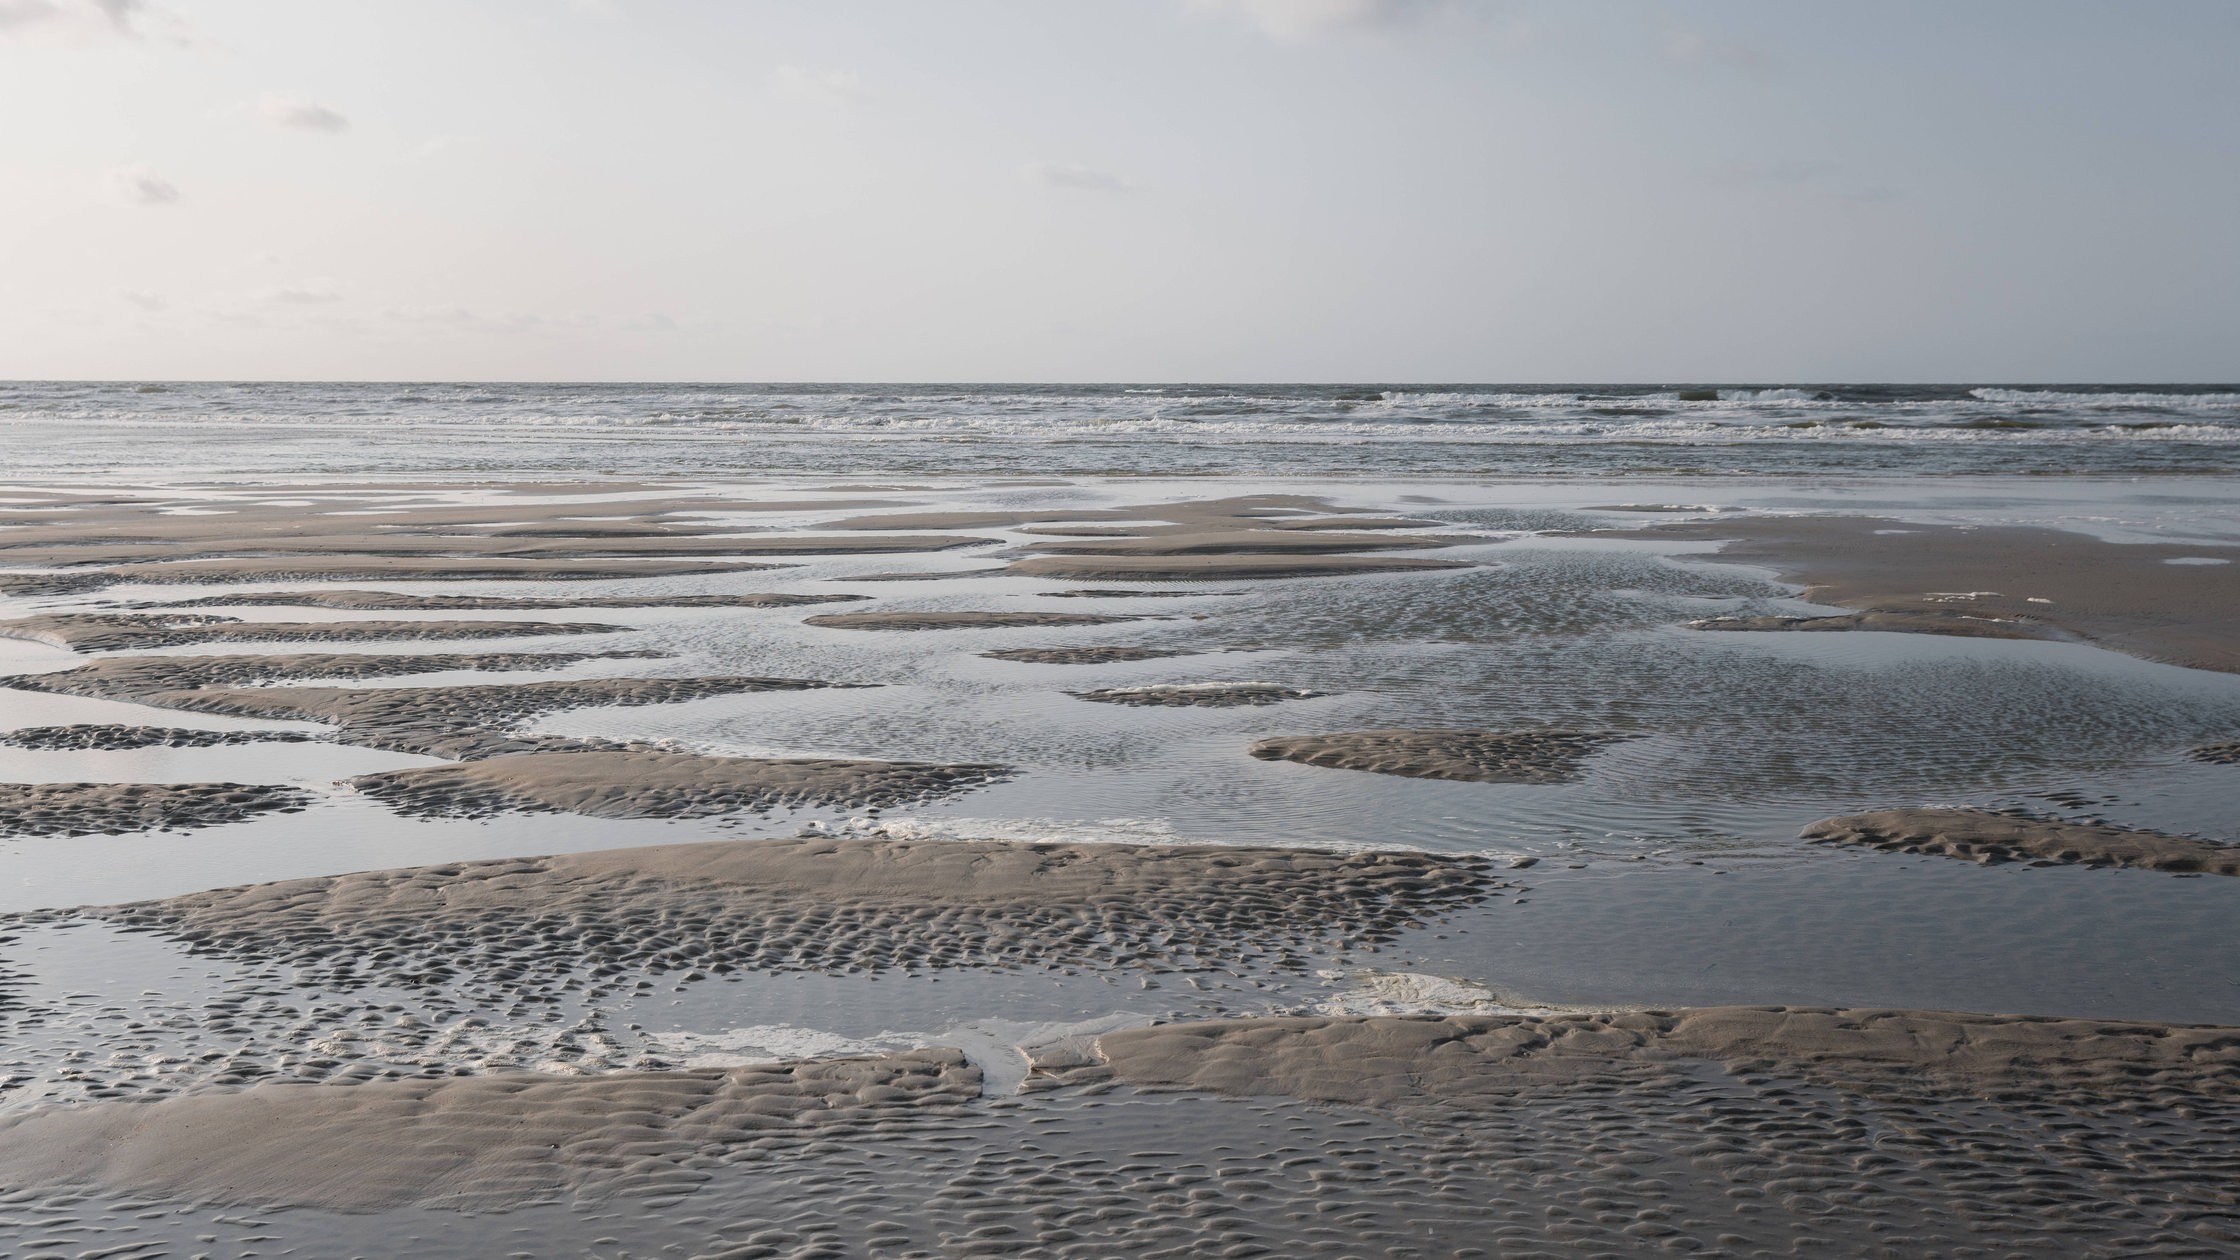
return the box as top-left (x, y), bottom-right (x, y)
top-left (1, 390), bottom-right (2239, 1256)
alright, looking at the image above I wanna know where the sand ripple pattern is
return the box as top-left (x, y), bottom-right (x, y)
top-left (0, 724), bottom-right (322, 752)
top-left (139, 589), bottom-right (869, 611)
top-left (72, 838), bottom-right (1502, 1000)
top-left (0, 612), bottom-right (628, 653)
top-left (0, 1049), bottom-right (982, 1212)
top-left (351, 750), bottom-right (1011, 820)
top-left (804, 611), bottom-right (1133, 631)
top-left (5, 649), bottom-right (663, 695)
top-left (1804, 808), bottom-right (2240, 875)
top-left (2193, 741), bottom-right (2240, 765)
top-left (982, 646), bottom-right (1193, 664)
top-left (1070, 683), bottom-right (1321, 707)
top-left (1249, 728), bottom-right (1633, 784)
top-left (0, 782), bottom-right (312, 839)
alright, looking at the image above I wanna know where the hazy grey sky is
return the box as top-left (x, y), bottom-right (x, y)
top-left (4, 0), bottom-right (2235, 381)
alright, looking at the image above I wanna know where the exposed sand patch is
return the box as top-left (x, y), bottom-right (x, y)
top-left (0, 725), bottom-right (321, 752)
top-left (818, 495), bottom-right (1477, 583)
top-left (0, 491), bottom-right (992, 572)
top-left (151, 677), bottom-right (846, 760)
top-left (0, 570), bottom-right (113, 597)
top-left (1248, 729), bottom-right (1636, 784)
top-left (0, 612), bottom-right (628, 653)
top-left (981, 646), bottom-right (1195, 664)
top-left (351, 749), bottom-right (1010, 819)
top-left (6, 649), bottom-right (665, 697)
top-left (1081, 1006), bottom-right (2240, 1104)
top-left (1596, 515), bottom-right (2240, 672)
top-left (78, 838), bottom-right (1500, 991)
top-left (0, 1050), bottom-right (981, 1212)
top-left (1007, 552), bottom-right (1472, 580)
top-left (1070, 683), bottom-right (1321, 707)
top-left (135, 590), bottom-right (869, 612)
top-left (1802, 807), bottom-right (2240, 874)
top-left (98, 558), bottom-right (785, 587)
top-left (803, 610), bottom-right (1133, 630)
top-left (1688, 610), bottom-right (2044, 640)
top-left (0, 782), bottom-right (312, 839)
top-left (2192, 741), bottom-right (2240, 765)
top-left (1043, 588), bottom-right (1217, 598)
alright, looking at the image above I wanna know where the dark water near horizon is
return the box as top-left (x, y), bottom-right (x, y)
top-left (3, 380), bottom-right (2236, 479)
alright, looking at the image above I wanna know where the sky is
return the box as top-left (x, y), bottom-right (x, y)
top-left (2, 0), bottom-right (2236, 382)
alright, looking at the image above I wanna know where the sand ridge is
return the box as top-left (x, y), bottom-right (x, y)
top-left (1080, 1007), bottom-right (2240, 1105)
top-left (133, 590), bottom-right (869, 611)
top-left (0, 612), bottom-right (630, 653)
top-left (0, 1049), bottom-right (982, 1212)
top-left (1803, 808), bottom-right (2240, 875)
top-left (803, 610), bottom-right (1135, 630)
top-left (1592, 514), bottom-right (2240, 672)
top-left (981, 646), bottom-right (1195, 664)
top-left (2, 648), bottom-right (666, 697)
top-left (820, 495), bottom-right (1477, 582)
top-left (0, 725), bottom-right (322, 751)
top-left (0, 782), bottom-right (312, 839)
top-left (350, 749), bottom-right (1011, 819)
top-left (73, 837), bottom-right (1502, 996)
top-left (1069, 683), bottom-right (1322, 707)
top-left (147, 676), bottom-right (850, 760)
top-left (1248, 729), bottom-right (1636, 784)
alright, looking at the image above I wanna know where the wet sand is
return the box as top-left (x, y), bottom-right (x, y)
top-left (1804, 807), bottom-right (2240, 875)
top-left (0, 781), bottom-right (312, 838)
top-left (803, 610), bottom-right (1134, 630)
top-left (1250, 729), bottom-right (1635, 784)
top-left (352, 750), bottom-right (1011, 819)
top-left (1597, 514), bottom-right (2240, 672)
top-left (1070, 682), bottom-right (1322, 707)
top-left (4, 480), bottom-right (2239, 1256)
top-left (0, 612), bottom-right (629, 652)
top-left (983, 645), bottom-right (1195, 664)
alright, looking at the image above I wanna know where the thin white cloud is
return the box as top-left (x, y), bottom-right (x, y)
top-left (769, 65), bottom-right (865, 107)
top-left (271, 282), bottom-right (342, 305)
top-left (107, 164), bottom-right (178, 206)
top-left (0, 0), bottom-right (140, 39)
top-left (1027, 163), bottom-right (1133, 194)
top-left (257, 93), bottom-right (349, 133)
top-left (1665, 28), bottom-right (1769, 71)
top-left (119, 289), bottom-right (166, 311)
top-left (1195, 0), bottom-right (1429, 42)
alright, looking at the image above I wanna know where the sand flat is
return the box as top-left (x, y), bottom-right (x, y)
top-left (1804, 807), bottom-right (2240, 874)
top-left (802, 610), bottom-right (1134, 630)
top-left (1088, 1007), bottom-right (2240, 1104)
top-left (0, 781), bottom-right (312, 839)
top-left (76, 837), bottom-right (1501, 989)
top-left (0, 1050), bottom-right (981, 1211)
top-left (350, 749), bottom-right (1010, 818)
top-left (0, 612), bottom-right (630, 653)
top-left (137, 590), bottom-right (868, 611)
top-left (1599, 515), bottom-right (2240, 672)
top-left (1249, 729), bottom-right (1635, 784)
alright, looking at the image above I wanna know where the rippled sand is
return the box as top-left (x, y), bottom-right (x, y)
top-left (1, 477), bottom-right (2237, 1256)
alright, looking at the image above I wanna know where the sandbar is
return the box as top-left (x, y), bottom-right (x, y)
top-left (1249, 729), bottom-right (1635, 784)
top-left (1803, 807), bottom-right (2240, 874)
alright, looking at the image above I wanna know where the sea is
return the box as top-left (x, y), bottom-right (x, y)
top-left (3, 380), bottom-right (2237, 480)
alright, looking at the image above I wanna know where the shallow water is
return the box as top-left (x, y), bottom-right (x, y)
top-left (2, 467), bottom-right (2237, 1255)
